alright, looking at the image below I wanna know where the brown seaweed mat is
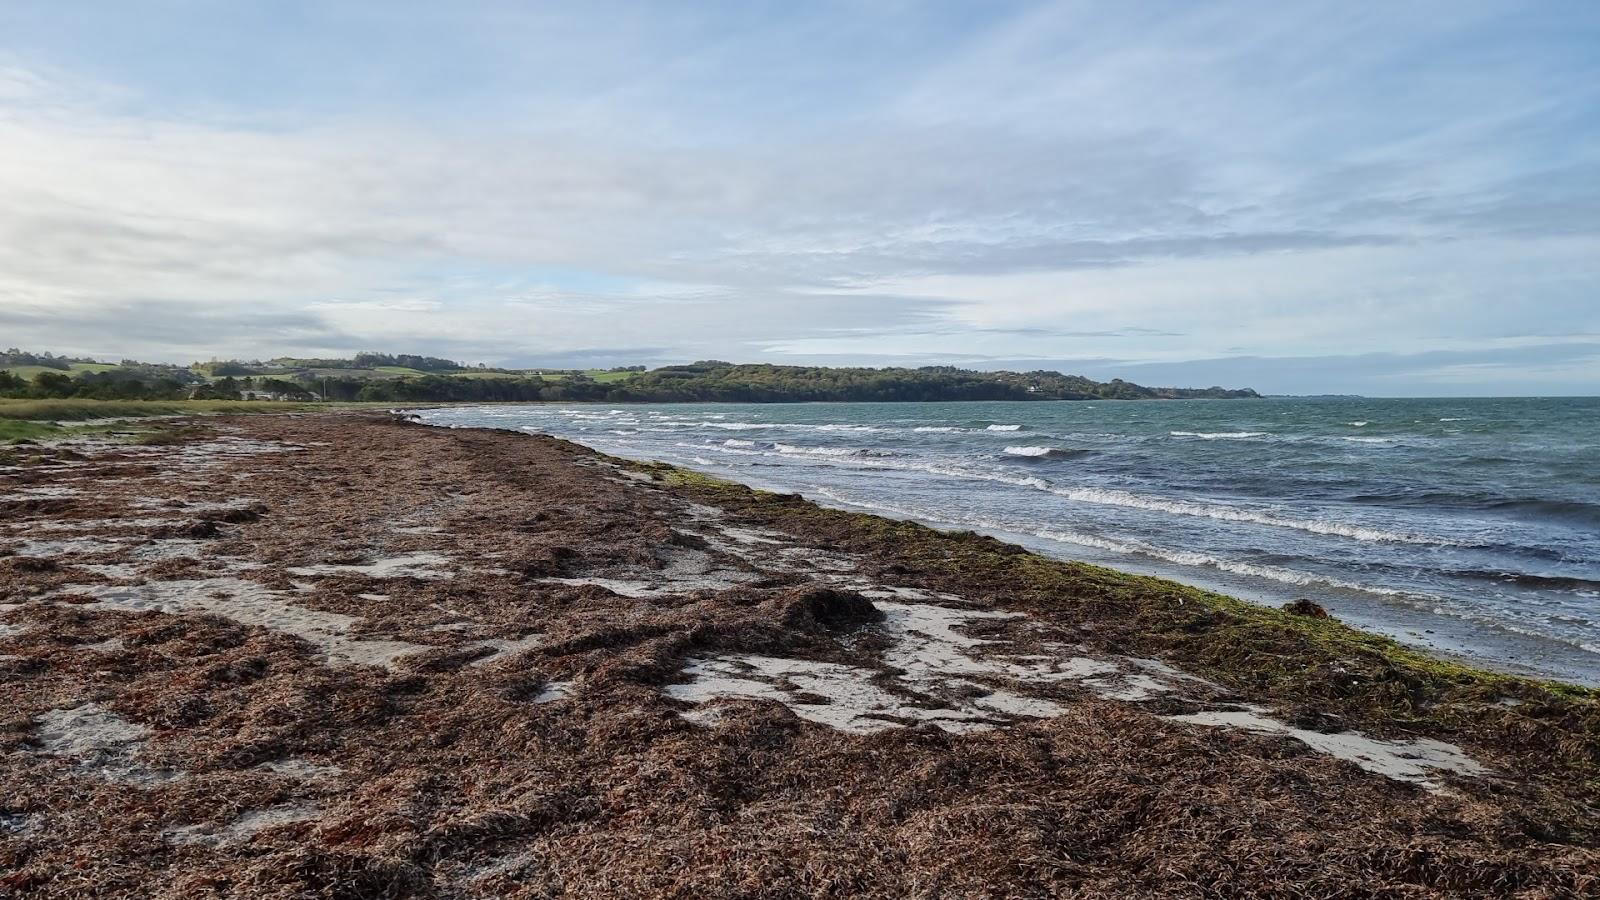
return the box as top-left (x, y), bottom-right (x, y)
top-left (1, 413), bottom-right (1595, 898)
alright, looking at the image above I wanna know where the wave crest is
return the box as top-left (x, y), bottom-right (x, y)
top-left (1003, 446), bottom-right (1090, 460)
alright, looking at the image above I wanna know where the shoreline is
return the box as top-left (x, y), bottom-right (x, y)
top-left (409, 406), bottom-right (1600, 688)
top-left (1, 411), bottom-right (1595, 895)
top-left (806, 486), bottom-right (1599, 685)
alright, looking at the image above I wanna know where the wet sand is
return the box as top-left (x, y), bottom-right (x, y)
top-left (1, 412), bottom-right (1595, 897)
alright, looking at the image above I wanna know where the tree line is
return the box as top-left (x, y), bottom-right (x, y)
top-left (1, 357), bottom-right (1256, 404)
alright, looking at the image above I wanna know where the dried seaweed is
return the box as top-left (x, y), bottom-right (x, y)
top-left (0, 413), bottom-right (1593, 899)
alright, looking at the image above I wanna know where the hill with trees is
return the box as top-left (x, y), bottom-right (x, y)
top-left (1, 352), bottom-right (1256, 404)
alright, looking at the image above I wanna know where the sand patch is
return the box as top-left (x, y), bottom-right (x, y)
top-left (774, 547), bottom-right (858, 573)
top-left (0, 485), bottom-right (82, 500)
top-left (0, 812), bottom-right (42, 836)
top-left (286, 551), bottom-right (455, 580)
top-left (56, 579), bottom-right (427, 669)
top-left (532, 681), bottom-right (573, 703)
top-left (30, 703), bottom-right (181, 785)
top-left (165, 803), bottom-right (321, 847)
top-left (467, 633), bottom-right (544, 666)
top-left (4, 517), bottom-right (185, 533)
top-left (1165, 707), bottom-right (1486, 790)
top-left (13, 537), bottom-right (128, 557)
top-left (72, 562), bottom-right (141, 579)
top-left (166, 437), bottom-right (307, 471)
top-left (130, 539), bottom-right (212, 561)
top-left (668, 655), bottom-right (1001, 734)
top-left (718, 525), bottom-right (787, 546)
top-left (255, 758), bottom-right (344, 780)
top-left (543, 546), bottom-right (756, 598)
top-left (131, 497), bottom-right (264, 514)
top-left (670, 600), bottom-right (1118, 734)
top-left (671, 597), bottom-right (1487, 786)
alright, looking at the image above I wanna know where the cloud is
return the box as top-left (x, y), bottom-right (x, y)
top-left (1024, 342), bottom-right (1600, 397)
top-left (0, 1), bottom-right (1596, 393)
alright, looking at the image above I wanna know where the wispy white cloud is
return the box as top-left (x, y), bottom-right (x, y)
top-left (0, 0), bottom-right (1596, 391)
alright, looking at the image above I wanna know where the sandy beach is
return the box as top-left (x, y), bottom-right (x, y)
top-left (1, 412), bottom-right (1595, 897)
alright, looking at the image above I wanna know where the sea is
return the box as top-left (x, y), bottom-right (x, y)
top-left (408, 397), bottom-right (1600, 685)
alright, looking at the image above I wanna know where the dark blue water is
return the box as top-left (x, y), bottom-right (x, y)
top-left (411, 398), bottom-right (1600, 684)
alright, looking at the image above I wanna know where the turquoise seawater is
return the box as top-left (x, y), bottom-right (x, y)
top-left (412, 397), bottom-right (1600, 684)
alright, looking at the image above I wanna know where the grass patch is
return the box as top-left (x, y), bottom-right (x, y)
top-left (0, 399), bottom-right (397, 443)
top-left (0, 419), bottom-right (65, 442)
top-left (0, 399), bottom-right (314, 421)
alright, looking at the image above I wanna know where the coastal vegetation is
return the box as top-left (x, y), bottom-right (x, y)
top-left (2, 349), bottom-right (1256, 405)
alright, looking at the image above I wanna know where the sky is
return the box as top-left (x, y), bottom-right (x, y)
top-left (1, 1), bottom-right (1597, 396)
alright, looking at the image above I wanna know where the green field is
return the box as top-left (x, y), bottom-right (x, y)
top-left (0, 398), bottom-right (312, 421)
top-left (444, 370), bottom-right (531, 380)
top-left (1, 362), bottom-right (122, 380)
top-left (442, 369), bottom-right (639, 383)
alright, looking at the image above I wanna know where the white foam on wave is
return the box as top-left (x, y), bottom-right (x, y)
top-left (1170, 431), bottom-right (1269, 440)
top-left (1346, 421), bottom-right (1369, 427)
top-left (773, 443), bottom-right (870, 458)
top-left (700, 421), bottom-right (886, 433)
top-left (913, 426), bottom-right (962, 433)
top-left (1048, 486), bottom-right (1446, 545)
top-left (1003, 446), bottom-right (1054, 457)
top-left (1022, 526), bottom-right (1416, 598)
top-left (1344, 436), bottom-right (1394, 444)
top-left (695, 446), bottom-right (1450, 546)
top-left (802, 489), bottom-right (1443, 607)
top-left (986, 424), bottom-right (1023, 432)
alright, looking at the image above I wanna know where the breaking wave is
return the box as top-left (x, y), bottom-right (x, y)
top-left (1003, 446), bottom-right (1091, 460)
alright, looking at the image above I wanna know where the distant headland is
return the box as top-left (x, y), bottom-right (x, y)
top-left (0, 349), bottom-right (1258, 404)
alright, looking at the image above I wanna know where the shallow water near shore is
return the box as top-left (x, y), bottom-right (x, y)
top-left (409, 397), bottom-right (1600, 685)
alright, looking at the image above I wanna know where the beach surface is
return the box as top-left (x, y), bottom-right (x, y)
top-left (1, 412), bottom-right (1595, 897)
